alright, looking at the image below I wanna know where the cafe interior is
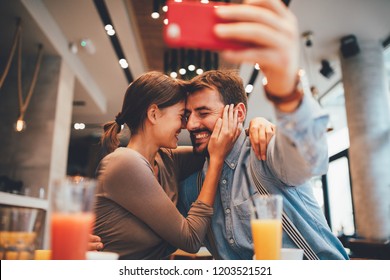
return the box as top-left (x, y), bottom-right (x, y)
top-left (0, 0), bottom-right (389, 260)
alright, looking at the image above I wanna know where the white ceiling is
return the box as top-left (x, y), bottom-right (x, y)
top-left (1, 0), bottom-right (389, 140)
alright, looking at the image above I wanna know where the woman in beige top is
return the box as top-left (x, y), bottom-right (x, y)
top-left (93, 71), bottom-right (241, 259)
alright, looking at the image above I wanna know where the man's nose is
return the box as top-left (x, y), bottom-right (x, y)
top-left (186, 114), bottom-right (199, 131)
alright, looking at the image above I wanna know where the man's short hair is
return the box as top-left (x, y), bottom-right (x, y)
top-left (186, 70), bottom-right (248, 108)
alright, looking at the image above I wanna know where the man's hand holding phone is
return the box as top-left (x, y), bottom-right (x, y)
top-left (213, 0), bottom-right (300, 101)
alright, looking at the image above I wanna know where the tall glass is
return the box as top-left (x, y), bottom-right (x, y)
top-left (0, 207), bottom-right (44, 260)
top-left (50, 176), bottom-right (96, 260)
top-left (251, 195), bottom-right (283, 260)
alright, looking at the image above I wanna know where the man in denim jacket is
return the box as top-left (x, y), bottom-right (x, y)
top-left (178, 0), bottom-right (349, 260)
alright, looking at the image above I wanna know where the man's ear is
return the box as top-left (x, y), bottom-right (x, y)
top-left (235, 102), bottom-right (247, 123)
top-left (147, 104), bottom-right (159, 124)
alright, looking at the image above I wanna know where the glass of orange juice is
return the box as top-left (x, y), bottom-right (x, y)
top-left (0, 207), bottom-right (44, 260)
top-left (50, 176), bottom-right (96, 260)
top-left (251, 195), bottom-right (283, 260)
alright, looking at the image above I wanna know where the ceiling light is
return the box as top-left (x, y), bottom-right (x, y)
top-left (107, 29), bottom-right (115, 36)
top-left (170, 71), bottom-right (178, 79)
top-left (179, 68), bottom-right (186, 75)
top-left (245, 84), bottom-right (254, 94)
top-left (104, 24), bottom-right (113, 31)
top-left (188, 64), bottom-right (195, 71)
top-left (152, 0), bottom-right (160, 19)
top-left (196, 68), bottom-right (204, 75)
top-left (14, 118), bottom-right (26, 132)
top-left (162, 5), bottom-right (168, 12)
top-left (151, 12), bottom-right (160, 19)
top-left (73, 123), bottom-right (86, 130)
top-left (119, 58), bottom-right (129, 69)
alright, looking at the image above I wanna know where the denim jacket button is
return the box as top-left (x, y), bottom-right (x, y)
top-left (222, 179), bottom-right (227, 184)
top-left (225, 208), bottom-right (231, 214)
top-left (229, 238), bottom-right (235, 244)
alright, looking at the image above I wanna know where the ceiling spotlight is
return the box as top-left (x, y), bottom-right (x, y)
top-left (119, 58), bottom-right (129, 69)
top-left (179, 68), bottom-right (186, 75)
top-left (104, 24), bottom-right (113, 31)
top-left (319, 59), bottom-right (334, 79)
top-left (196, 68), bottom-right (204, 75)
top-left (302, 31), bottom-right (313, 47)
top-left (152, 0), bottom-right (160, 19)
top-left (73, 123), bottom-right (86, 130)
top-left (170, 71), bottom-right (178, 79)
top-left (162, 5), bottom-right (168, 12)
top-left (104, 25), bottom-right (116, 36)
top-left (245, 84), bottom-right (254, 94)
top-left (151, 12), bottom-right (160, 19)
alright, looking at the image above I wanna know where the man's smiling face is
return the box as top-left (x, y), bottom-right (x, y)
top-left (185, 87), bottom-right (225, 155)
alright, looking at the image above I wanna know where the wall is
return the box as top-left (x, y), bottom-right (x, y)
top-left (0, 54), bottom-right (73, 200)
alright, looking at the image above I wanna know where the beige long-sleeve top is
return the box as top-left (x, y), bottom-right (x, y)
top-left (93, 147), bottom-right (208, 259)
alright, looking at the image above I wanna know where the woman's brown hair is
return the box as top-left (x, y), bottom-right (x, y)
top-left (100, 71), bottom-right (186, 155)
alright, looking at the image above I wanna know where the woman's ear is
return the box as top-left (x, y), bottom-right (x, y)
top-left (147, 104), bottom-right (159, 124)
top-left (234, 103), bottom-right (247, 123)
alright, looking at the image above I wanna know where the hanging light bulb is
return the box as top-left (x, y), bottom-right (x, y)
top-left (15, 117), bottom-right (26, 132)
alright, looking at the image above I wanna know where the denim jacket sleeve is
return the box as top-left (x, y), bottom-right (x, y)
top-left (264, 94), bottom-right (330, 186)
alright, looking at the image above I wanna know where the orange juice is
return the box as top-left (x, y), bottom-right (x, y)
top-left (51, 213), bottom-right (94, 260)
top-left (34, 250), bottom-right (52, 260)
top-left (251, 219), bottom-right (282, 260)
top-left (0, 231), bottom-right (36, 260)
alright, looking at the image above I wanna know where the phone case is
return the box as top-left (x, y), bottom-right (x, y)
top-left (163, 1), bottom-right (249, 50)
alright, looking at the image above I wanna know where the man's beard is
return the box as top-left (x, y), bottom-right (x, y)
top-left (192, 144), bottom-right (209, 157)
top-left (190, 129), bottom-right (211, 157)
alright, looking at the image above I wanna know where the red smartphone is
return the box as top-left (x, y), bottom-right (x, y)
top-left (163, 1), bottom-right (250, 50)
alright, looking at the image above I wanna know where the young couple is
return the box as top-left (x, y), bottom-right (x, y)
top-left (90, 0), bottom-right (349, 260)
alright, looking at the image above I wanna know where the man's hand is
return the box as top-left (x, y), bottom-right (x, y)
top-left (214, 0), bottom-right (300, 97)
top-left (88, 234), bottom-right (103, 251)
top-left (247, 117), bottom-right (275, 160)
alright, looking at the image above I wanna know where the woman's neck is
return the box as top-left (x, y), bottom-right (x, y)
top-left (127, 133), bottom-right (159, 166)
